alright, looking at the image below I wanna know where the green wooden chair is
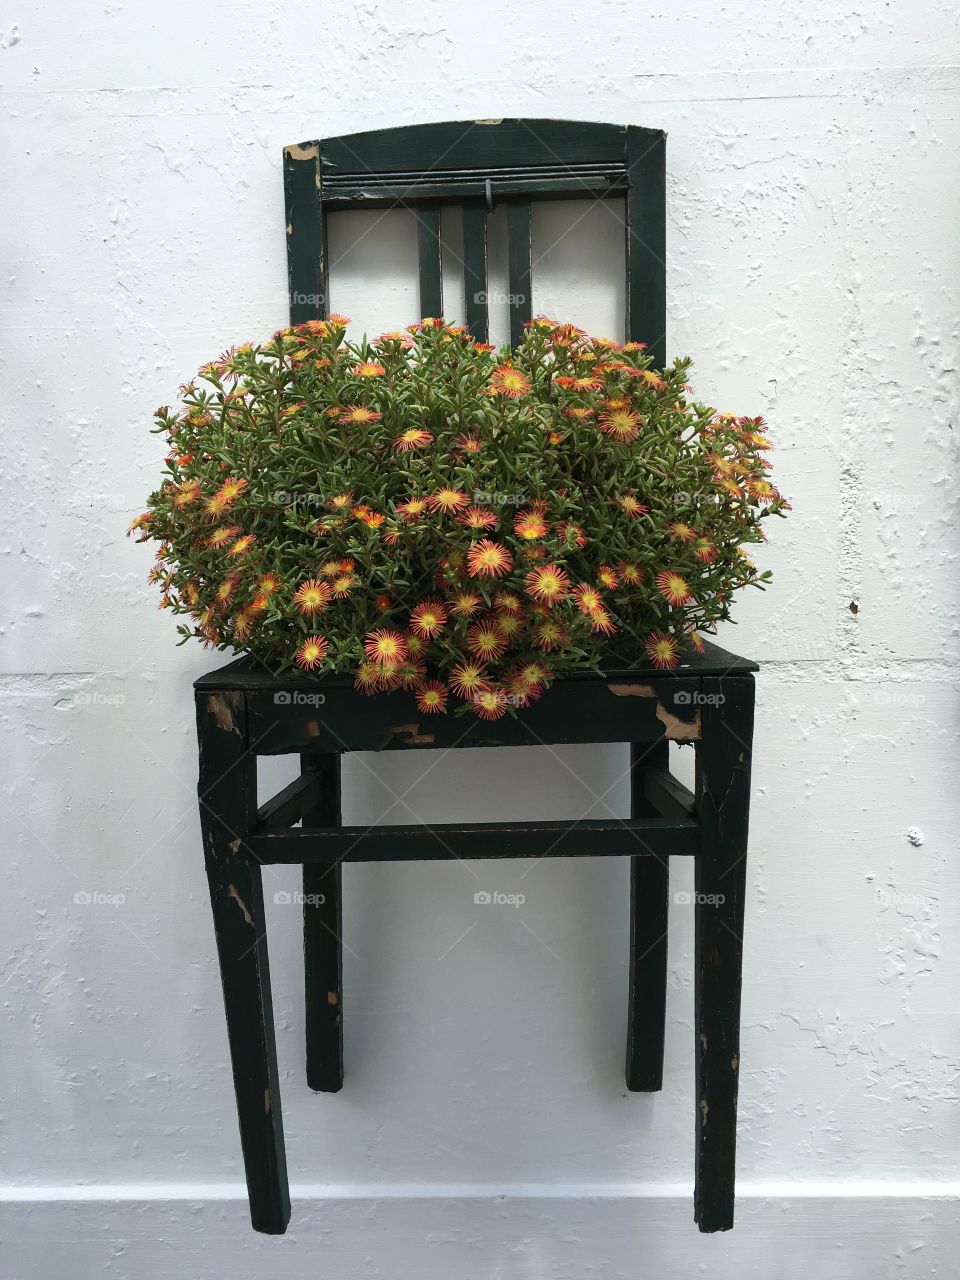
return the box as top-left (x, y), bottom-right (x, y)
top-left (197, 118), bottom-right (755, 1235)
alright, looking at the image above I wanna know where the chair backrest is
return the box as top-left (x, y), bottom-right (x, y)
top-left (283, 118), bottom-right (665, 363)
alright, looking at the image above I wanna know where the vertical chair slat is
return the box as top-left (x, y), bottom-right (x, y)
top-left (416, 203), bottom-right (444, 319)
top-left (624, 126), bottom-right (666, 364)
top-left (284, 141), bottom-right (327, 325)
top-left (302, 753), bottom-right (344, 1092)
top-left (461, 201), bottom-right (489, 343)
top-left (625, 740), bottom-right (670, 1091)
top-left (507, 200), bottom-right (532, 348)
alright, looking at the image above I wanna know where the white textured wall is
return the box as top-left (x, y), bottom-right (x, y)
top-left (3, 2), bottom-right (960, 1275)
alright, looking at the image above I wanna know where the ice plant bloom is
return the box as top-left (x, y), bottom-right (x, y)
top-left (396, 497), bottom-right (429, 521)
top-left (645, 631), bottom-right (680, 670)
top-left (597, 565), bottom-right (619, 590)
top-left (533, 617), bottom-right (567, 651)
top-left (449, 661), bottom-right (490, 700)
top-left (338, 405), bottom-right (382, 425)
top-left (364, 629), bottom-right (408, 666)
top-left (450, 589), bottom-right (483, 617)
top-left (616, 494), bottom-right (648, 518)
top-left (599, 407), bottom-right (641, 442)
top-left (467, 539), bottom-right (512, 579)
top-left (227, 535), bottom-right (255, 558)
top-left (573, 583), bottom-right (604, 617)
top-left (489, 363), bottom-right (531, 398)
top-left (293, 579), bottom-right (331, 616)
top-left (394, 427), bottom-right (433, 452)
top-left (524, 564), bottom-right (571, 604)
top-left (457, 505), bottom-right (498, 531)
top-left (410, 599), bottom-right (448, 640)
top-left (668, 521), bottom-right (696, 542)
top-left (415, 681), bottom-right (448, 714)
top-left (352, 361), bottom-right (385, 378)
top-left (257, 573), bottom-right (281, 597)
top-left (429, 486), bottom-right (470, 514)
top-left (206, 477), bottom-right (247, 517)
top-left (467, 621), bottom-right (507, 661)
top-left (472, 687), bottom-right (509, 720)
top-left (590, 607), bottom-right (617, 636)
top-left (618, 560), bottom-right (644, 585)
top-left (514, 510), bottom-right (549, 541)
top-left (656, 571), bottom-right (693, 606)
top-left (296, 635), bottom-right (329, 671)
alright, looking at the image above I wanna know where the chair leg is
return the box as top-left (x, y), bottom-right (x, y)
top-left (626, 741), bottom-right (670, 1091)
top-left (301, 753), bottom-right (343, 1092)
top-left (693, 675), bottom-right (755, 1233)
top-left (197, 690), bottom-right (290, 1235)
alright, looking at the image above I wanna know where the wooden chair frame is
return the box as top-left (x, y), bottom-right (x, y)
top-left (196, 119), bottom-right (756, 1236)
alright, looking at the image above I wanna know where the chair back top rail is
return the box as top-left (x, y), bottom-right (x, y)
top-left (284, 118), bottom-right (666, 361)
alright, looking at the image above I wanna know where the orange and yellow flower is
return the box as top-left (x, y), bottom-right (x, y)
top-left (524, 564), bottom-right (571, 604)
top-left (489, 363), bottom-right (531, 398)
top-left (514, 510), bottom-right (549, 541)
top-left (296, 635), bottom-right (329, 671)
top-left (573, 583), bottom-right (604, 617)
top-left (457, 505), bottom-right (498, 531)
top-left (293, 579), bottom-right (331, 616)
top-left (429, 486), bottom-right (470, 514)
top-left (467, 539), bottom-right (512, 579)
top-left (206, 476), bottom-right (247, 517)
top-left (227, 534), bottom-right (256, 558)
top-left (616, 494), bottom-right (648, 518)
top-left (467, 621), bottom-right (507, 661)
top-left (410, 599), bottom-right (448, 640)
top-left (352, 361), bottom-right (385, 378)
top-left (597, 565), bottom-right (619, 590)
top-left (449, 661), bottom-right (490, 700)
top-left (472, 687), bottom-right (509, 720)
top-left (599, 407), bottom-right (641, 441)
top-left (655, 571), bottom-right (693, 606)
top-left (394, 427), bottom-right (433, 452)
top-left (338, 405), bottom-right (382, 426)
top-left (450, 589), bottom-right (483, 617)
top-left (396, 497), bottom-right (429, 521)
top-left (416, 681), bottom-right (448, 714)
top-left (363, 628), bottom-right (408, 666)
top-left (645, 631), bottom-right (680, 670)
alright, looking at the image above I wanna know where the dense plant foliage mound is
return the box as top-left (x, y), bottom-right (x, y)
top-left (131, 316), bottom-right (788, 717)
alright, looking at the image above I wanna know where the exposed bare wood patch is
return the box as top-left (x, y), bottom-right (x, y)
top-left (655, 703), bottom-right (700, 740)
top-left (285, 142), bottom-right (319, 161)
top-left (264, 1088), bottom-right (272, 1114)
top-left (327, 991), bottom-right (338, 1005)
top-left (207, 691), bottom-right (239, 734)
top-left (390, 723), bottom-right (435, 746)
top-left (228, 884), bottom-right (254, 926)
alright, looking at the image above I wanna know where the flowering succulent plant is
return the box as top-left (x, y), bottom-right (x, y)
top-left (131, 315), bottom-right (788, 718)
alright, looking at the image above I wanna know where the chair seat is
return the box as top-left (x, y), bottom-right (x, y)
top-left (194, 638), bottom-right (756, 754)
